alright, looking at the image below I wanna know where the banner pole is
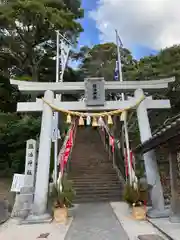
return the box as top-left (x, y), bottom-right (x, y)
top-left (53, 31), bottom-right (71, 184)
top-left (115, 29), bottom-right (132, 185)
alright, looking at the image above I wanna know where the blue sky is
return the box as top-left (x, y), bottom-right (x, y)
top-left (78, 1), bottom-right (99, 47)
top-left (78, 0), bottom-right (158, 60)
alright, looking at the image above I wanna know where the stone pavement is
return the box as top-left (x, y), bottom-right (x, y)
top-left (0, 202), bottom-right (170, 240)
top-left (65, 203), bottom-right (129, 240)
top-left (0, 218), bottom-right (72, 240)
top-left (111, 202), bottom-right (168, 240)
top-left (149, 217), bottom-right (180, 240)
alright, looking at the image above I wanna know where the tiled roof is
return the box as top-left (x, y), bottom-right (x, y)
top-left (152, 113), bottom-right (180, 138)
top-left (135, 113), bottom-right (180, 153)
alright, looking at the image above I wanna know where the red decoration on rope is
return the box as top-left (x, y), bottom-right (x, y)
top-left (60, 126), bottom-right (75, 174)
top-left (125, 149), bottom-right (134, 177)
top-left (109, 136), bottom-right (115, 153)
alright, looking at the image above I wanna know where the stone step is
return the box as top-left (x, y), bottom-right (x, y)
top-left (74, 187), bottom-right (123, 194)
top-left (72, 175), bottom-right (118, 178)
top-left (71, 179), bottom-right (119, 182)
top-left (69, 164), bottom-right (114, 167)
top-left (71, 171), bottom-right (118, 175)
top-left (71, 177), bottom-right (120, 181)
top-left (73, 186), bottom-right (122, 191)
top-left (69, 173), bottom-right (118, 177)
top-left (72, 182), bottom-right (122, 186)
top-left (72, 181), bottom-right (120, 186)
top-left (71, 169), bottom-right (114, 172)
top-left (73, 196), bottom-right (122, 203)
top-left (73, 182), bottom-right (122, 189)
top-left (71, 163), bottom-right (111, 165)
top-left (70, 172), bottom-right (118, 177)
top-left (70, 165), bottom-right (113, 168)
top-left (70, 175), bottom-right (118, 178)
top-left (73, 194), bottom-right (122, 203)
top-left (70, 165), bottom-right (115, 168)
top-left (74, 190), bottom-right (123, 196)
top-left (74, 191), bottom-right (122, 197)
top-left (71, 159), bottom-right (109, 162)
top-left (74, 190), bottom-right (123, 195)
top-left (73, 183), bottom-right (122, 191)
top-left (69, 127), bottom-right (124, 203)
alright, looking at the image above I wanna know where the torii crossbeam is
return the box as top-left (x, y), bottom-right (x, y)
top-left (11, 77), bottom-right (175, 95)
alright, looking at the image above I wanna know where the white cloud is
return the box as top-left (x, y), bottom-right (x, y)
top-left (90, 0), bottom-right (180, 50)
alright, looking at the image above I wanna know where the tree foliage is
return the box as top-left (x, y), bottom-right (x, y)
top-left (0, 112), bottom-right (41, 176)
top-left (0, 74), bottom-right (21, 112)
top-left (0, 0), bottom-right (84, 176)
top-left (75, 43), bottom-right (137, 81)
top-left (0, 0), bottom-right (83, 81)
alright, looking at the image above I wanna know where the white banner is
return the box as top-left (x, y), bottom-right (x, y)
top-left (60, 40), bottom-right (70, 78)
top-left (52, 114), bottom-right (61, 142)
top-left (52, 128), bottom-right (61, 142)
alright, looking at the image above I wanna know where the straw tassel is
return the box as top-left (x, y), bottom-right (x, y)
top-left (98, 116), bottom-right (103, 126)
top-left (66, 114), bottom-right (71, 124)
top-left (79, 116), bottom-right (84, 126)
top-left (107, 115), bottom-right (113, 125)
top-left (92, 117), bottom-right (98, 127)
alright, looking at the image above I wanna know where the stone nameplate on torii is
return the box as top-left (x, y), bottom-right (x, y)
top-left (85, 77), bottom-right (105, 106)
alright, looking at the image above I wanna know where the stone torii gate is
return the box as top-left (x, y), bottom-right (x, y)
top-left (11, 77), bottom-right (174, 222)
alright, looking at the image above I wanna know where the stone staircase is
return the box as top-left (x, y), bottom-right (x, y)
top-left (69, 126), bottom-right (124, 203)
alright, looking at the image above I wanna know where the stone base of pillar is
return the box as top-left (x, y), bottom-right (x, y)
top-left (147, 206), bottom-right (170, 218)
top-left (20, 213), bottom-right (52, 224)
top-left (11, 191), bottom-right (34, 219)
top-left (169, 214), bottom-right (180, 223)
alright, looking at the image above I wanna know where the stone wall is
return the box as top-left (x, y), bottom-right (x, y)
top-left (138, 144), bottom-right (180, 205)
top-left (156, 145), bottom-right (180, 205)
top-left (155, 146), bottom-right (171, 204)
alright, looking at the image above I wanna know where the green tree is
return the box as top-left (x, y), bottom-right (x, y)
top-left (0, 0), bottom-right (85, 176)
top-left (0, 0), bottom-right (83, 81)
top-left (128, 45), bottom-right (180, 145)
top-left (0, 113), bottom-right (41, 176)
top-left (75, 43), bottom-right (137, 81)
top-left (0, 74), bottom-right (21, 112)
top-left (0, 73), bottom-right (40, 175)
top-left (136, 45), bottom-right (180, 114)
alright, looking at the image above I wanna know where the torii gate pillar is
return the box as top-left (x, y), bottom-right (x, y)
top-left (27, 90), bottom-right (54, 222)
top-left (135, 89), bottom-right (169, 218)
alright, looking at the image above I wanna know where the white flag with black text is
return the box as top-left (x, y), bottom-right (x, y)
top-left (52, 114), bottom-right (61, 142)
top-left (60, 40), bottom-right (70, 78)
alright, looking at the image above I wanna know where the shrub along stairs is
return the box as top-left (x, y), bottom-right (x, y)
top-left (69, 126), bottom-right (124, 203)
